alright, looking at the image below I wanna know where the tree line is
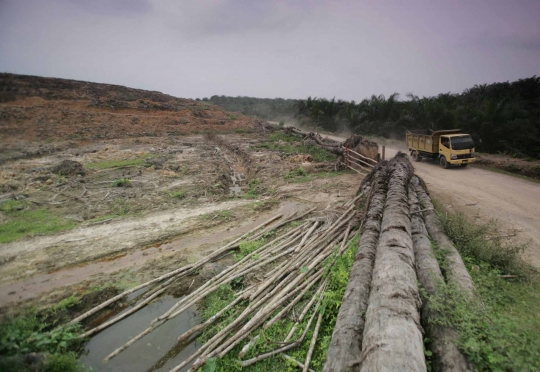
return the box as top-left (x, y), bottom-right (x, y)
top-left (296, 77), bottom-right (540, 158)
top-left (200, 96), bottom-right (298, 122)
top-left (205, 76), bottom-right (540, 158)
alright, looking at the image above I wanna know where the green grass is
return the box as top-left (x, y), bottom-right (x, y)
top-left (257, 132), bottom-right (336, 162)
top-left (284, 168), bottom-right (347, 184)
top-left (426, 207), bottom-right (540, 371)
top-left (243, 178), bottom-right (262, 199)
top-left (285, 167), bottom-right (313, 183)
top-left (171, 191), bottom-right (186, 199)
top-left (197, 234), bottom-right (361, 372)
top-left (0, 307), bottom-right (83, 372)
top-left (85, 154), bottom-right (152, 170)
top-left (0, 202), bottom-right (77, 243)
top-left (112, 178), bottom-right (131, 187)
top-left (52, 296), bottom-right (80, 313)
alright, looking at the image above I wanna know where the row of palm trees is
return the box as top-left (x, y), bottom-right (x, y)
top-left (295, 76), bottom-right (540, 158)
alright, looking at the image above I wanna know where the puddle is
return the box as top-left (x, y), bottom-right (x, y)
top-left (79, 296), bottom-right (201, 372)
top-left (0, 201), bottom-right (305, 304)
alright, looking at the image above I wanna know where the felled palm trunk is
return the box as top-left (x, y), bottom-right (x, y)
top-left (409, 184), bottom-right (470, 372)
top-left (412, 176), bottom-right (475, 295)
top-left (323, 162), bottom-right (388, 372)
top-left (305, 132), bottom-right (344, 155)
top-left (359, 153), bottom-right (426, 371)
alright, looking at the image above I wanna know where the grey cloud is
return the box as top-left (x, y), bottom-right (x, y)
top-left (66, 0), bottom-right (152, 16)
top-left (0, 0), bottom-right (539, 101)
top-left (150, 0), bottom-right (313, 38)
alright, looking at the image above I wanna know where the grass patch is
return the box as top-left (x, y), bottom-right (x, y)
top-left (426, 206), bottom-right (540, 371)
top-left (171, 191), bottom-right (186, 199)
top-left (85, 154), bottom-right (152, 170)
top-left (197, 233), bottom-right (361, 371)
top-left (0, 202), bottom-right (77, 243)
top-left (438, 209), bottom-right (534, 278)
top-left (0, 307), bottom-right (83, 372)
top-left (112, 178), bottom-right (131, 187)
top-left (257, 132), bottom-right (336, 162)
top-left (236, 239), bottom-right (266, 261)
top-left (285, 167), bottom-right (313, 183)
top-left (243, 178), bottom-right (262, 199)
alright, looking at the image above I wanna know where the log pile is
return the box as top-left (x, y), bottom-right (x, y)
top-left (65, 194), bottom-right (366, 371)
top-left (63, 151), bottom-right (473, 371)
top-left (323, 153), bottom-right (473, 372)
top-left (303, 132), bottom-right (379, 163)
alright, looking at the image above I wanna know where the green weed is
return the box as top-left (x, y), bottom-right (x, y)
top-left (236, 239), bottom-right (266, 260)
top-left (171, 191), bottom-right (186, 199)
top-left (0, 200), bottom-right (24, 213)
top-left (112, 178), bottom-right (131, 187)
top-left (197, 232), bottom-right (360, 371)
top-left (428, 207), bottom-right (540, 371)
top-left (0, 309), bottom-right (82, 366)
top-left (284, 167), bottom-right (313, 183)
top-left (438, 210), bottom-right (534, 277)
top-left (258, 132), bottom-right (336, 162)
top-left (243, 178), bottom-right (262, 199)
top-left (52, 296), bottom-right (80, 313)
top-left (0, 205), bottom-right (77, 243)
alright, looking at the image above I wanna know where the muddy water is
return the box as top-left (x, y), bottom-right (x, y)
top-left (0, 201), bottom-right (303, 304)
top-left (79, 296), bottom-right (201, 372)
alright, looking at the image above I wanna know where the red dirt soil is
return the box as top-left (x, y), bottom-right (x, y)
top-left (0, 73), bottom-right (255, 142)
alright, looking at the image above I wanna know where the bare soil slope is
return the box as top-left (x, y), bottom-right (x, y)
top-left (0, 73), bottom-right (254, 150)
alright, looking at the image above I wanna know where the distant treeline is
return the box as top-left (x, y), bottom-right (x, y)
top-left (200, 96), bottom-right (298, 121)
top-left (205, 76), bottom-right (540, 158)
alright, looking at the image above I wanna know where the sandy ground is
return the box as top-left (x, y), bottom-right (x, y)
top-left (320, 131), bottom-right (540, 268)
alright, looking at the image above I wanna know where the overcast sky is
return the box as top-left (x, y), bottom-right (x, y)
top-left (1, 0), bottom-right (539, 101)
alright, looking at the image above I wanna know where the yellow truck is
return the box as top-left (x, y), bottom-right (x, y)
top-left (406, 129), bottom-right (476, 168)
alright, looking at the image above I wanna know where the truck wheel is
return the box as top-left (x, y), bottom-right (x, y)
top-left (439, 156), bottom-right (449, 169)
top-left (412, 151), bottom-right (421, 162)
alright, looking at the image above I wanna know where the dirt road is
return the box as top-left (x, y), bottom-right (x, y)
top-left (319, 132), bottom-right (540, 268)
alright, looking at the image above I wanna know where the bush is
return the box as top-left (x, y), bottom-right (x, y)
top-left (428, 207), bottom-right (540, 371)
top-left (112, 178), bottom-right (131, 187)
top-left (438, 210), bottom-right (534, 277)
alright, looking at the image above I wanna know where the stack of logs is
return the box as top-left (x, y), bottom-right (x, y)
top-left (323, 152), bottom-right (473, 372)
top-left (64, 196), bottom-right (365, 371)
top-left (62, 152), bottom-right (473, 371)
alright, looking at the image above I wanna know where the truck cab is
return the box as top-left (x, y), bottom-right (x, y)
top-left (438, 134), bottom-right (476, 168)
top-left (406, 129), bottom-right (476, 169)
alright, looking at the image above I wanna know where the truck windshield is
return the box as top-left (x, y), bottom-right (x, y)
top-left (451, 136), bottom-right (474, 150)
